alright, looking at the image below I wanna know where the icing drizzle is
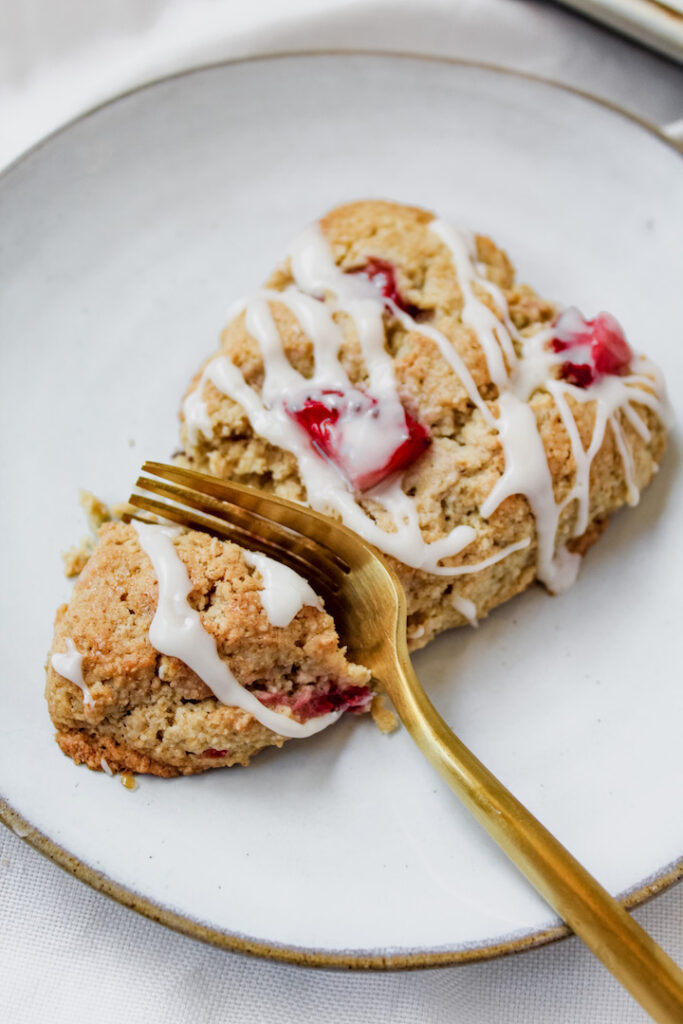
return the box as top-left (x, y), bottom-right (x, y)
top-left (51, 639), bottom-right (94, 707)
top-left (452, 595), bottom-right (478, 628)
top-left (184, 216), bottom-right (669, 594)
top-left (132, 521), bottom-right (340, 739)
top-left (242, 548), bottom-right (323, 627)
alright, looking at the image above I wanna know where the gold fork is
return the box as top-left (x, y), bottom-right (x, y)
top-left (129, 460), bottom-right (683, 1022)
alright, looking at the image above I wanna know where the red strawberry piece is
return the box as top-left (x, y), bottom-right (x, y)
top-left (354, 411), bottom-right (429, 491)
top-left (202, 748), bottom-right (228, 758)
top-left (560, 362), bottom-right (594, 388)
top-left (355, 258), bottom-right (420, 317)
top-left (590, 312), bottom-right (632, 375)
top-left (256, 684), bottom-right (372, 723)
top-left (287, 389), bottom-right (430, 492)
top-left (287, 389), bottom-right (343, 463)
top-left (550, 308), bottom-right (632, 388)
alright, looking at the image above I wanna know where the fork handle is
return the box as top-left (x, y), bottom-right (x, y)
top-left (391, 653), bottom-right (683, 1023)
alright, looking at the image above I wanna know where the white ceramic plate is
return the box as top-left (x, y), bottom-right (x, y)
top-left (1, 54), bottom-right (681, 968)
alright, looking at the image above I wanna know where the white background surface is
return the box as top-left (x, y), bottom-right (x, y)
top-left (1, 1), bottom-right (682, 1022)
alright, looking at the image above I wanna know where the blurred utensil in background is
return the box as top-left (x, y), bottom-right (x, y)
top-left (560, 0), bottom-right (683, 63)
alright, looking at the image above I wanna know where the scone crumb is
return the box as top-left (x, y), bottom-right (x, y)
top-left (79, 489), bottom-right (112, 532)
top-left (110, 501), bottom-right (136, 520)
top-left (62, 495), bottom-right (136, 576)
top-left (62, 537), bottom-right (95, 577)
top-left (371, 695), bottom-right (398, 734)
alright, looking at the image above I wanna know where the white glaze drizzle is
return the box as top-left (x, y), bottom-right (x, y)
top-left (242, 548), bottom-right (323, 627)
top-left (431, 223), bottom-right (669, 593)
top-left (132, 521), bottom-right (340, 739)
top-left (51, 639), bottom-right (94, 707)
top-left (184, 231), bottom-right (524, 576)
top-left (184, 218), bottom-right (669, 594)
top-left (480, 390), bottom-right (581, 593)
top-left (429, 221), bottom-right (516, 388)
top-left (452, 595), bottom-right (478, 627)
top-left (542, 366), bottom-right (663, 541)
top-left (609, 414), bottom-right (639, 507)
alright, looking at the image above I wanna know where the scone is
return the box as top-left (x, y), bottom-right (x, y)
top-left (179, 200), bottom-right (669, 649)
top-left (46, 521), bottom-right (371, 776)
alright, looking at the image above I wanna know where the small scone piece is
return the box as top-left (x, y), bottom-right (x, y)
top-left (46, 522), bottom-right (371, 776)
top-left (180, 200), bottom-right (669, 648)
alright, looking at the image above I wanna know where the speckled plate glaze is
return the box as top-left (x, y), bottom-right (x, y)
top-left (0, 54), bottom-right (681, 968)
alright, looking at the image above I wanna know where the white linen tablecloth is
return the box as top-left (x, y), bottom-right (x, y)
top-left (1, 2), bottom-right (681, 1021)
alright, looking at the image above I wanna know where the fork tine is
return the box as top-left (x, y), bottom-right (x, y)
top-left (134, 473), bottom-right (348, 587)
top-left (142, 461), bottom-right (369, 570)
top-left (127, 492), bottom-right (341, 598)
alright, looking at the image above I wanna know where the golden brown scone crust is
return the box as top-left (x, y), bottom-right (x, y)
top-left (46, 522), bottom-right (370, 776)
top-left (180, 200), bottom-right (667, 649)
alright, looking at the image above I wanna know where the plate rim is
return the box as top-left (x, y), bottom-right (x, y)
top-left (1, 49), bottom-right (681, 970)
top-left (1, 48), bottom-right (681, 185)
top-left (2, 796), bottom-right (682, 969)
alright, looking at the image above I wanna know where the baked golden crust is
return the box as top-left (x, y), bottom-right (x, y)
top-left (56, 730), bottom-right (184, 778)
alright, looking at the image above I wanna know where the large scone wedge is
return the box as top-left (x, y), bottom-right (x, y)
top-left (46, 522), bottom-right (371, 776)
top-left (179, 200), bottom-right (669, 649)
